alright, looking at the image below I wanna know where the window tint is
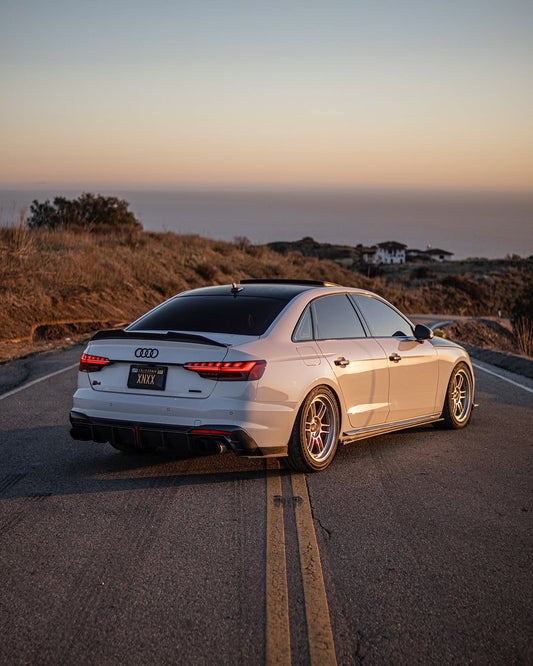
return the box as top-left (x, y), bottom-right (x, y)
top-left (351, 295), bottom-right (412, 337)
top-left (128, 295), bottom-right (288, 336)
top-left (313, 294), bottom-right (366, 340)
top-left (293, 306), bottom-right (313, 341)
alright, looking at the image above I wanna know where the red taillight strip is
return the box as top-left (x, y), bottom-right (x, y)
top-left (79, 353), bottom-right (111, 372)
top-left (184, 360), bottom-right (266, 381)
top-left (190, 429), bottom-right (231, 435)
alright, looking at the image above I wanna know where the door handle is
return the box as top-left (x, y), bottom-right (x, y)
top-left (334, 357), bottom-right (350, 368)
top-left (389, 353), bottom-right (402, 363)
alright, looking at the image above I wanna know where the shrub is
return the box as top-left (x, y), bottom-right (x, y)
top-left (195, 262), bottom-right (219, 281)
top-left (511, 283), bottom-right (533, 356)
top-left (28, 193), bottom-right (142, 233)
top-left (233, 236), bottom-right (251, 250)
top-left (411, 266), bottom-right (434, 280)
top-left (441, 275), bottom-right (485, 302)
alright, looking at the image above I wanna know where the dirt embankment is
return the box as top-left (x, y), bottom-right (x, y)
top-left (445, 319), bottom-right (518, 353)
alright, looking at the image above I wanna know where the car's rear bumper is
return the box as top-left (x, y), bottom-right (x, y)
top-left (69, 410), bottom-right (287, 457)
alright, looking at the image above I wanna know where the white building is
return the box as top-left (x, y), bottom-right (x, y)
top-left (424, 248), bottom-right (454, 262)
top-left (374, 241), bottom-right (407, 264)
top-left (362, 242), bottom-right (453, 264)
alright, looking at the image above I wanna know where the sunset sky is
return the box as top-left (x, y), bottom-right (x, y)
top-left (1, 0), bottom-right (531, 190)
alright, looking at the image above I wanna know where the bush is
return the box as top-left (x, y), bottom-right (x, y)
top-left (233, 236), bottom-right (251, 250)
top-left (411, 266), bottom-right (434, 280)
top-left (441, 275), bottom-right (485, 302)
top-left (27, 193), bottom-right (142, 233)
top-left (511, 283), bottom-right (533, 356)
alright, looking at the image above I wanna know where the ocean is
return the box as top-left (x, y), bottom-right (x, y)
top-left (1, 186), bottom-right (531, 260)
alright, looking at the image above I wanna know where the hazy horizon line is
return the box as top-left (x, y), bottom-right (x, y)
top-left (1, 181), bottom-right (533, 197)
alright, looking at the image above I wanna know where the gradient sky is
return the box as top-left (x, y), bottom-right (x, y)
top-left (1, 0), bottom-right (532, 189)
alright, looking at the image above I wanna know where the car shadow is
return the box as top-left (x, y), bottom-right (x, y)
top-left (0, 417), bottom-right (488, 501)
top-left (0, 425), bottom-right (285, 500)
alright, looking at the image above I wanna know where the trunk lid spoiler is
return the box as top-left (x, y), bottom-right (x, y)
top-left (91, 329), bottom-right (229, 348)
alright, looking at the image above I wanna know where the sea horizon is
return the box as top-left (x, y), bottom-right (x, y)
top-left (1, 185), bottom-right (532, 260)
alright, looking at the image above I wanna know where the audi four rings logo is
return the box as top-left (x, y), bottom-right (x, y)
top-left (134, 347), bottom-right (159, 359)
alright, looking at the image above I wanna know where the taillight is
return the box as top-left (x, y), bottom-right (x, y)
top-left (184, 360), bottom-right (266, 381)
top-left (79, 353), bottom-right (111, 372)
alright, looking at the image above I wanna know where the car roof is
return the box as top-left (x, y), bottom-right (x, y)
top-left (180, 280), bottom-right (344, 300)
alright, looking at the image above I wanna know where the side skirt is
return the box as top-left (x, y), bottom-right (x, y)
top-left (341, 414), bottom-right (443, 445)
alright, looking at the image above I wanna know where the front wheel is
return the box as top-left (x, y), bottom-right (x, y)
top-left (285, 386), bottom-right (340, 472)
top-left (439, 362), bottom-right (474, 429)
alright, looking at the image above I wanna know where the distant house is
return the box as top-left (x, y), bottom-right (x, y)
top-left (375, 241), bottom-right (407, 264)
top-left (363, 242), bottom-right (454, 264)
top-left (424, 248), bottom-right (454, 262)
top-left (361, 246), bottom-right (378, 264)
top-left (406, 248), bottom-right (428, 262)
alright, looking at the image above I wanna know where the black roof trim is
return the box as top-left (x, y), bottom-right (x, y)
top-left (240, 279), bottom-right (342, 287)
top-left (91, 329), bottom-right (228, 347)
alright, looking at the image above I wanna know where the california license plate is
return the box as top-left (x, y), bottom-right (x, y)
top-left (128, 365), bottom-right (167, 390)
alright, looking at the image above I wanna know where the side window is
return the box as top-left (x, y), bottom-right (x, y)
top-left (351, 295), bottom-right (413, 338)
top-left (292, 306), bottom-right (313, 342)
top-left (313, 294), bottom-right (366, 340)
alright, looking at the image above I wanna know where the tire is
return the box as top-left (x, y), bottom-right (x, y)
top-left (285, 386), bottom-right (340, 472)
top-left (438, 362), bottom-right (474, 429)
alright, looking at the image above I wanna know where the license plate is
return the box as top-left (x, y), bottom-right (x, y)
top-left (128, 365), bottom-right (167, 390)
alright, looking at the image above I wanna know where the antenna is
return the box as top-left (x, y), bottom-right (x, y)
top-left (231, 282), bottom-right (243, 297)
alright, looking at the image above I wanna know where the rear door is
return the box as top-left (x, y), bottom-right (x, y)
top-left (351, 294), bottom-right (439, 421)
top-left (311, 294), bottom-right (390, 429)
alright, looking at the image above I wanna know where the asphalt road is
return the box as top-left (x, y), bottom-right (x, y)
top-left (1, 345), bottom-right (532, 665)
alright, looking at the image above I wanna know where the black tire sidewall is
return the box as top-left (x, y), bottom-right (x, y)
top-left (287, 386), bottom-right (340, 472)
top-left (442, 362), bottom-right (473, 429)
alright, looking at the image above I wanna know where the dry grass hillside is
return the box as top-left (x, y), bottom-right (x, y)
top-left (0, 223), bottom-right (531, 362)
top-left (0, 225), bottom-right (374, 359)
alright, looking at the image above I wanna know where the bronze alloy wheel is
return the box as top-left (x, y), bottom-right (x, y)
top-left (440, 362), bottom-right (474, 429)
top-left (286, 386), bottom-right (340, 472)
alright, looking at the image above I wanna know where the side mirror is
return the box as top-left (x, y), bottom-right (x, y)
top-left (414, 323), bottom-right (434, 342)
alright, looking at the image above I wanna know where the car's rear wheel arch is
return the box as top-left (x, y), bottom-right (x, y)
top-left (284, 383), bottom-right (341, 472)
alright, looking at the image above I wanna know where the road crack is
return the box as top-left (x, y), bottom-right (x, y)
top-left (308, 499), bottom-right (333, 540)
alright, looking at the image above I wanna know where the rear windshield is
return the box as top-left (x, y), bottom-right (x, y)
top-left (128, 295), bottom-right (289, 336)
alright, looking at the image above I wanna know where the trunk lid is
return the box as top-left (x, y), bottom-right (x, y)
top-left (83, 331), bottom-right (230, 399)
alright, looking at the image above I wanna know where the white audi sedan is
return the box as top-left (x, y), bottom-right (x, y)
top-left (70, 280), bottom-right (475, 472)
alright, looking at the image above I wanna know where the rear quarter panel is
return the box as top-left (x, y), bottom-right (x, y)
top-left (223, 336), bottom-right (345, 451)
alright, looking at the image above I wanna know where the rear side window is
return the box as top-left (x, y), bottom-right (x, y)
top-left (313, 294), bottom-right (366, 340)
top-left (128, 296), bottom-right (288, 336)
top-left (293, 307), bottom-right (313, 342)
top-left (351, 294), bottom-right (413, 337)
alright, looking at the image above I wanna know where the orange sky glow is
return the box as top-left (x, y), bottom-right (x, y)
top-left (1, 1), bottom-right (531, 191)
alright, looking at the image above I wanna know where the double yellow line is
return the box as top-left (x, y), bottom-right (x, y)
top-left (265, 461), bottom-right (337, 665)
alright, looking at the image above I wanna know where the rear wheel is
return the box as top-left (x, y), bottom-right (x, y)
top-left (285, 386), bottom-right (340, 472)
top-left (439, 362), bottom-right (474, 429)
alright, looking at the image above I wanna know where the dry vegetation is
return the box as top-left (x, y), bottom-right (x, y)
top-left (445, 319), bottom-right (518, 353)
top-left (0, 224), bottom-right (373, 350)
top-left (0, 221), bottom-right (531, 362)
